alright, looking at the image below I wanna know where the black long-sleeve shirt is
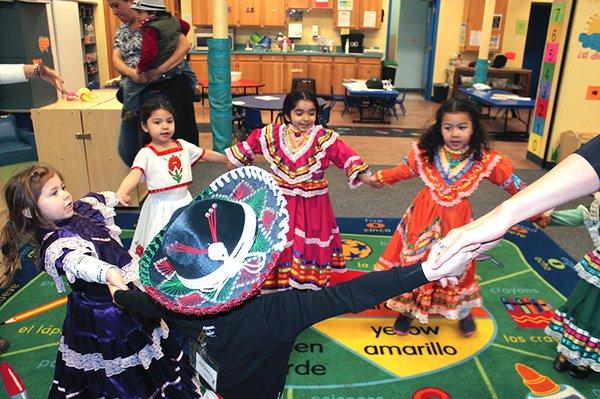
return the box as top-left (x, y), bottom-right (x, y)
top-left (576, 134), bottom-right (600, 178)
top-left (114, 265), bottom-right (428, 399)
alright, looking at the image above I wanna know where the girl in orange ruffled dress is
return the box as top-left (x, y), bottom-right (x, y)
top-left (371, 98), bottom-right (544, 336)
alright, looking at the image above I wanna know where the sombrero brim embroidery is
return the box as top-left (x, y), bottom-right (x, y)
top-left (139, 166), bottom-right (289, 315)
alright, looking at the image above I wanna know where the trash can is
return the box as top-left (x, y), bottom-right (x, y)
top-left (381, 61), bottom-right (397, 85)
top-left (433, 83), bottom-right (449, 103)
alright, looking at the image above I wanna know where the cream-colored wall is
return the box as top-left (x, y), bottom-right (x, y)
top-left (432, 0), bottom-right (464, 84)
top-left (547, 0), bottom-right (600, 158)
top-left (503, 0), bottom-right (553, 68)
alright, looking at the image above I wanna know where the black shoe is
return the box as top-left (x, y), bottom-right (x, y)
top-left (459, 314), bottom-right (476, 337)
top-left (192, 87), bottom-right (203, 102)
top-left (393, 314), bottom-right (412, 336)
top-left (0, 336), bottom-right (10, 352)
top-left (553, 355), bottom-right (571, 372)
top-left (568, 365), bottom-right (591, 379)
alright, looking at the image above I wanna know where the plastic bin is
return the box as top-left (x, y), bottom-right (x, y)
top-left (381, 63), bottom-right (397, 85)
top-left (433, 83), bottom-right (449, 103)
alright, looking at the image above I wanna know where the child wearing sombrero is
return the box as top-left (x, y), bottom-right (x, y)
top-left (109, 166), bottom-right (481, 399)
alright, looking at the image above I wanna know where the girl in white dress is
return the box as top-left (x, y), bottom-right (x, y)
top-left (117, 96), bottom-right (228, 257)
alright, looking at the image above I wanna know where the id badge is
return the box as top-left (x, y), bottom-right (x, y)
top-left (189, 335), bottom-right (218, 391)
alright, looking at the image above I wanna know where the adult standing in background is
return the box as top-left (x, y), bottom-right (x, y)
top-left (108, 0), bottom-right (199, 166)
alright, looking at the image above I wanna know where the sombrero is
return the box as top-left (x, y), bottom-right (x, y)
top-left (139, 166), bottom-right (289, 315)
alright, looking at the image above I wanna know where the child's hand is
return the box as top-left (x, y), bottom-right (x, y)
top-left (368, 175), bottom-right (384, 189)
top-left (106, 268), bottom-right (128, 291)
top-left (117, 192), bottom-right (131, 206)
top-left (226, 162), bottom-right (237, 171)
top-left (532, 210), bottom-right (553, 228)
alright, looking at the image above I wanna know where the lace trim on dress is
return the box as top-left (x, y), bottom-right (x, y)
top-left (58, 326), bottom-right (167, 377)
top-left (544, 326), bottom-right (600, 372)
top-left (279, 124), bottom-right (319, 162)
top-left (120, 260), bottom-right (141, 285)
top-left (413, 142), bottom-right (502, 207)
top-left (260, 125), bottom-right (339, 184)
top-left (283, 227), bottom-right (340, 248)
top-left (79, 192), bottom-right (122, 244)
top-left (279, 186), bottom-right (328, 197)
top-left (573, 256), bottom-right (600, 288)
top-left (44, 237), bottom-right (98, 292)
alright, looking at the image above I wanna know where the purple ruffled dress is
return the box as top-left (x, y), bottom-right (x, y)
top-left (38, 193), bottom-right (200, 398)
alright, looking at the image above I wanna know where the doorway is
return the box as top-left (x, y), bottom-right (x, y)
top-left (523, 3), bottom-right (552, 98)
top-left (389, 0), bottom-right (437, 96)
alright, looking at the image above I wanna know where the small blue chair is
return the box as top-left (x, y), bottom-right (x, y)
top-left (0, 114), bottom-right (38, 166)
top-left (329, 85), bottom-right (345, 110)
top-left (242, 108), bottom-right (264, 137)
top-left (317, 105), bottom-right (332, 128)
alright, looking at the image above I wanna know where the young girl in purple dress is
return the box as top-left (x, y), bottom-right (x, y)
top-left (0, 165), bottom-right (201, 398)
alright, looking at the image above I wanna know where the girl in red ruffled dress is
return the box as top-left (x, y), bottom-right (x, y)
top-left (226, 89), bottom-right (379, 291)
top-left (372, 99), bottom-right (543, 336)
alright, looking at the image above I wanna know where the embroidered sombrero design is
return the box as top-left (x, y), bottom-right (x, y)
top-left (139, 166), bottom-right (289, 315)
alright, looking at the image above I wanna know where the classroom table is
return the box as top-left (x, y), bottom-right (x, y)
top-left (342, 80), bottom-right (400, 124)
top-left (198, 79), bottom-right (265, 105)
top-left (458, 87), bottom-right (535, 137)
top-left (232, 94), bottom-right (326, 122)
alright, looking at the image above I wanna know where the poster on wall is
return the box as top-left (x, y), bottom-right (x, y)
top-left (492, 14), bottom-right (503, 30)
top-left (469, 30), bottom-right (481, 46)
top-left (363, 11), bottom-right (376, 28)
top-left (337, 0), bottom-right (353, 11)
top-left (460, 23), bottom-right (467, 46)
top-left (315, 0), bottom-right (329, 8)
top-left (490, 35), bottom-right (500, 50)
top-left (338, 10), bottom-right (351, 27)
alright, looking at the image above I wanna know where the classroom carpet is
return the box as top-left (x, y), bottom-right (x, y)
top-left (0, 217), bottom-right (598, 398)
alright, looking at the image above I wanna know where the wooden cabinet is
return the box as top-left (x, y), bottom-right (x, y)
top-left (359, 0), bottom-right (382, 29)
top-left (308, 57), bottom-right (334, 95)
top-left (192, 0), bottom-right (238, 26)
top-left (288, 0), bottom-right (310, 8)
top-left (260, 55), bottom-right (285, 93)
top-left (332, 58), bottom-right (357, 95)
top-left (461, 0), bottom-right (508, 52)
top-left (239, 0), bottom-right (261, 26)
top-left (284, 56), bottom-right (309, 92)
top-left (357, 58), bottom-right (381, 80)
top-left (263, 0), bottom-right (286, 26)
top-left (334, 0), bottom-right (359, 28)
top-left (30, 90), bottom-right (146, 206)
top-left (189, 54), bottom-right (208, 81)
top-left (233, 54), bottom-right (261, 82)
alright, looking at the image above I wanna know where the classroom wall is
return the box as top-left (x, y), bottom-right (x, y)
top-left (432, 0), bottom-right (464, 85)
top-left (502, 0), bottom-right (553, 68)
top-left (547, 0), bottom-right (600, 159)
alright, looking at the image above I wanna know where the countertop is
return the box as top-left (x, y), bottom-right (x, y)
top-left (190, 49), bottom-right (383, 58)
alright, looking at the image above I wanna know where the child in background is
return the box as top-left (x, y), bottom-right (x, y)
top-left (0, 165), bottom-right (200, 397)
top-left (226, 89), bottom-right (380, 291)
top-left (538, 193), bottom-right (600, 379)
top-left (371, 98), bottom-right (544, 336)
top-left (117, 97), bottom-right (228, 256)
top-left (121, 0), bottom-right (199, 121)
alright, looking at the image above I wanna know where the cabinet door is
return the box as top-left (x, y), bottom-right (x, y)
top-left (228, 0), bottom-right (239, 25)
top-left (461, 0), bottom-right (507, 52)
top-left (189, 54), bottom-right (208, 82)
top-left (192, 0), bottom-right (212, 26)
top-left (357, 58), bottom-right (381, 80)
top-left (31, 109), bottom-right (90, 200)
top-left (237, 55), bottom-right (261, 82)
top-left (359, 0), bottom-right (382, 29)
top-left (263, 0), bottom-right (285, 26)
top-left (260, 55), bottom-right (284, 93)
top-left (308, 57), bottom-right (333, 96)
top-left (311, 0), bottom-right (333, 9)
top-left (288, 0), bottom-right (310, 8)
top-left (334, 1), bottom-right (358, 28)
top-left (283, 56), bottom-right (309, 92)
top-left (82, 105), bottom-right (144, 207)
top-left (239, 0), bottom-right (261, 26)
top-left (332, 58), bottom-right (357, 95)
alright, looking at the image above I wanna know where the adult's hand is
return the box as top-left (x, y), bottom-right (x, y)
top-left (38, 63), bottom-right (68, 94)
top-left (144, 66), bottom-right (165, 82)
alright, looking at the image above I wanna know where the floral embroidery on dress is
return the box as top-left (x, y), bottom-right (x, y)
top-left (167, 155), bottom-right (183, 183)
